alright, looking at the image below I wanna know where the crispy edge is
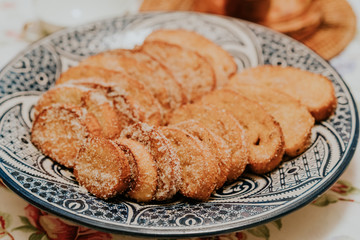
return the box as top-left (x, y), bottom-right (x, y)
top-left (120, 123), bottom-right (180, 201)
top-left (31, 104), bottom-right (101, 168)
top-left (173, 120), bottom-right (231, 189)
top-left (145, 29), bottom-right (237, 88)
top-left (167, 104), bottom-right (249, 181)
top-left (74, 136), bottom-right (131, 199)
top-left (140, 40), bottom-right (216, 101)
top-left (229, 65), bottom-right (337, 121)
top-left (115, 138), bottom-right (158, 202)
top-left (161, 126), bottom-right (218, 201)
top-left (225, 83), bottom-right (315, 157)
top-left (199, 89), bottom-right (285, 174)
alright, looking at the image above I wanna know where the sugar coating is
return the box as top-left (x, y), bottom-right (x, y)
top-left (116, 138), bottom-right (158, 202)
top-left (120, 122), bottom-right (180, 201)
top-left (141, 41), bottom-right (215, 101)
top-left (74, 137), bottom-right (130, 199)
top-left (80, 49), bottom-right (186, 114)
top-left (168, 104), bottom-right (249, 181)
top-left (58, 65), bottom-right (163, 125)
top-left (31, 105), bottom-right (91, 168)
top-left (199, 90), bottom-right (285, 175)
top-left (161, 126), bottom-right (217, 201)
top-left (173, 120), bottom-right (231, 189)
top-left (229, 65), bottom-right (337, 121)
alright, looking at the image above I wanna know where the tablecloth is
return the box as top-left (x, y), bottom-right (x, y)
top-left (0, 0), bottom-right (360, 239)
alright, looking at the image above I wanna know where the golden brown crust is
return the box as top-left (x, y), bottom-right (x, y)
top-left (30, 31), bottom-right (332, 202)
top-left (161, 126), bottom-right (217, 201)
top-left (115, 138), bottom-right (158, 202)
top-left (81, 89), bottom-right (123, 139)
top-left (74, 137), bottom-right (131, 199)
top-left (120, 123), bottom-right (180, 201)
top-left (34, 83), bottom-right (128, 139)
top-left (168, 104), bottom-right (248, 181)
top-left (173, 120), bottom-right (231, 189)
top-left (57, 66), bottom-right (162, 125)
top-left (225, 83), bottom-right (315, 156)
top-left (34, 84), bottom-right (91, 118)
top-left (80, 49), bottom-right (187, 114)
top-left (145, 29), bottom-right (237, 88)
top-left (199, 89), bottom-right (285, 174)
top-left (140, 40), bottom-right (216, 101)
top-left (57, 65), bottom-right (130, 85)
top-left (229, 65), bottom-right (337, 121)
top-left (31, 105), bottom-right (101, 168)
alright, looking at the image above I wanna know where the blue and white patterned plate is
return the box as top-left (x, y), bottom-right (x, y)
top-left (0, 12), bottom-right (358, 238)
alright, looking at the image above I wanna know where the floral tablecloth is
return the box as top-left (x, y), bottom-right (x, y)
top-left (1, 0), bottom-right (360, 239)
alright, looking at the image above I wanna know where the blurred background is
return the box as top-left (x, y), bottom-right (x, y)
top-left (140, 0), bottom-right (357, 61)
top-left (0, 0), bottom-right (357, 97)
top-left (0, 0), bottom-right (358, 99)
top-left (0, 0), bottom-right (357, 93)
top-left (0, 0), bottom-right (357, 63)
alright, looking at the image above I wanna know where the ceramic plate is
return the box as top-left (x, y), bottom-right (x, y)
top-left (0, 12), bottom-right (358, 238)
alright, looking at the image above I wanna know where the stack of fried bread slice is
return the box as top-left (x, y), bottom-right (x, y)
top-left (31, 29), bottom-right (337, 202)
top-left (174, 120), bottom-right (231, 190)
top-left (139, 40), bottom-right (216, 102)
top-left (160, 126), bottom-right (218, 201)
top-left (228, 65), bottom-right (337, 121)
top-left (198, 89), bottom-right (285, 174)
top-left (32, 105), bottom-right (102, 168)
top-left (145, 29), bottom-right (237, 88)
top-left (223, 83), bottom-right (315, 157)
top-left (57, 66), bottom-right (163, 125)
top-left (80, 49), bottom-right (187, 115)
top-left (168, 104), bottom-right (248, 181)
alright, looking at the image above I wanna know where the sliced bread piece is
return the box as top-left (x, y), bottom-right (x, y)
top-left (81, 89), bottom-right (123, 139)
top-left (173, 120), bottom-right (231, 189)
top-left (34, 84), bottom-right (129, 139)
top-left (199, 89), bottom-right (285, 174)
top-left (115, 138), bottom-right (158, 202)
top-left (140, 40), bottom-right (216, 101)
top-left (74, 136), bottom-right (131, 199)
top-left (66, 81), bottom-right (142, 130)
top-left (168, 104), bottom-right (248, 182)
top-left (225, 83), bottom-right (315, 156)
top-left (145, 29), bottom-right (237, 87)
top-left (161, 126), bottom-right (218, 201)
top-left (57, 65), bottom-right (162, 125)
top-left (80, 49), bottom-right (186, 114)
top-left (229, 65), bottom-right (337, 121)
top-left (34, 84), bottom-right (92, 118)
top-left (31, 105), bottom-right (101, 168)
top-left (120, 123), bottom-right (180, 201)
